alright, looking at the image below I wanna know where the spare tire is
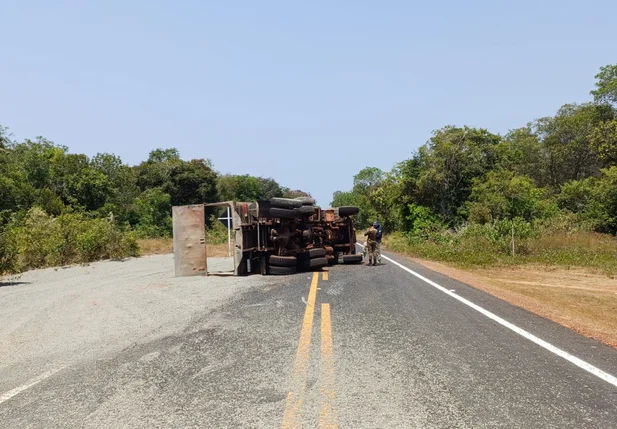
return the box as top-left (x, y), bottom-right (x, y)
top-left (299, 257), bottom-right (328, 271)
top-left (270, 198), bottom-right (302, 209)
top-left (343, 254), bottom-right (363, 264)
top-left (297, 248), bottom-right (326, 261)
top-left (338, 206), bottom-right (360, 216)
top-left (295, 205), bottom-right (316, 215)
top-left (268, 265), bottom-right (297, 275)
top-left (269, 207), bottom-right (297, 219)
top-left (269, 255), bottom-right (297, 267)
top-left (294, 197), bottom-right (316, 206)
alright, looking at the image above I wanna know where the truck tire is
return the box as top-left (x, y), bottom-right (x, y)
top-left (295, 205), bottom-right (316, 215)
top-left (270, 198), bottom-right (303, 209)
top-left (269, 255), bottom-right (297, 267)
top-left (294, 197), bottom-right (316, 206)
top-left (269, 207), bottom-right (297, 219)
top-left (329, 252), bottom-right (341, 265)
top-left (268, 265), bottom-right (297, 275)
top-left (297, 248), bottom-right (326, 261)
top-left (299, 257), bottom-right (328, 271)
top-left (338, 206), bottom-right (360, 216)
top-left (343, 254), bottom-right (363, 264)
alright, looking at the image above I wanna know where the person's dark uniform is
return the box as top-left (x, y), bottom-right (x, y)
top-left (364, 225), bottom-right (378, 266)
top-left (374, 220), bottom-right (383, 264)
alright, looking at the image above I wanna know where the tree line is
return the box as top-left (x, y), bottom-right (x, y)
top-left (332, 64), bottom-right (617, 245)
top-left (0, 136), bottom-right (309, 273)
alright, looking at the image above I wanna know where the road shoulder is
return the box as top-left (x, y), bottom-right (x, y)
top-left (402, 256), bottom-right (617, 349)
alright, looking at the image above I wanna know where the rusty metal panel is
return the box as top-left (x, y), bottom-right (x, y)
top-left (172, 205), bottom-right (206, 277)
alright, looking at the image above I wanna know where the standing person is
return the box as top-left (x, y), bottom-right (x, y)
top-left (374, 220), bottom-right (383, 265)
top-left (364, 224), bottom-right (378, 266)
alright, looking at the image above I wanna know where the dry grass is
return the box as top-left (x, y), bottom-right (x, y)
top-left (413, 258), bottom-right (617, 349)
top-left (137, 238), bottom-right (173, 255)
top-left (384, 230), bottom-right (617, 276)
top-left (206, 243), bottom-right (232, 258)
top-left (137, 238), bottom-right (230, 258)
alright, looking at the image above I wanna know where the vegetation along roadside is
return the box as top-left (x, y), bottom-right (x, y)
top-left (333, 64), bottom-right (617, 348)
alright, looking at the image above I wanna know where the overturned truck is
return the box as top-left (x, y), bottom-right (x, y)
top-left (172, 198), bottom-right (362, 276)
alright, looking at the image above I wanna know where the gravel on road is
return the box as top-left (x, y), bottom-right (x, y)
top-left (0, 255), bottom-right (272, 394)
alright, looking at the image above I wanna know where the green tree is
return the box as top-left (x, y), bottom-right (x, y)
top-left (282, 189), bottom-right (313, 199)
top-left (558, 167), bottom-right (617, 233)
top-left (589, 119), bottom-right (617, 167)
top-left (66, 167), bottom-right (113, 211)
top-left (134, 188), bottom-right (173, 237)
top-left (135, 148), bottom-right (183, 191)
top-left (369, 172), bottom-right (404, 232)
top-left (331, 190), bottom-right (361, 208)
top-left (136, 149), bottom-right (217, 207)
top-left (0, 125), bottom-right (12, 150)
top-left (166, 159), bottom-right (218, 206)
top-left (467, 170), bottom-right (550, 223)
top-left (257, 177), bottom-right (284, 199)
top-left (591, 64), bottom-right (617, 105)
top-left (91, 153), bottom-right (140, 222)
top-left (497, 127), bottom-right (546, 184)
top-left (217, 174), bottom-right (262, 202)
top-left (533, 103), bottom-right (615, 186)
top-left (415, 126), bottom-right (502, 223)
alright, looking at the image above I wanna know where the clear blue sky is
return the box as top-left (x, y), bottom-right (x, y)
top-left (2, 1), bottom-right (616, 206)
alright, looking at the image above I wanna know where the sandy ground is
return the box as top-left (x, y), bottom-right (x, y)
top-left (0, 254), bottom-right (270, 393)
top-left (412, 259), bottom-right (617, 348)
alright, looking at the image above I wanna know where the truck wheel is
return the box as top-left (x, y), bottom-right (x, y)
top-left (269, 255), bottom-right (297, 267)
top-left (295, 205), bottom-right (316, 215)
top-left (297, 248), bottom-right (326, 261)
top-left (270, 198), bottom-right (303, 209)
top-left (293, 197), bottom-right (316, 206)
top-left (269, 207), bottom-right (297, 218)
top-left (268, 265), bottom-right (297, 275)
top-left (343, 254), bottom-right (363, 264)
top-left (299, 257), bottom-right (328, 271)
top-left (308, 248), bottom-right (326, 258)
top-left (338, 206), bottom-right (360, 216)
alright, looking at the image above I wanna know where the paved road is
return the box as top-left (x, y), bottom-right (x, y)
top-left (1, 249), bottom-right (617, 428)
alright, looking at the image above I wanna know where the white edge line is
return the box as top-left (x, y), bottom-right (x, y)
top-left (0, 366), bottom-right (66, 405)
top-left (357, 242), bottom-right (617, 388)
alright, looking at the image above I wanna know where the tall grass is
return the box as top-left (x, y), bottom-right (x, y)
top-left (384, 219), bottom-right (617, 276)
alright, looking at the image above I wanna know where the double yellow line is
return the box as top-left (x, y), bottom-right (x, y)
top-left (281, 271), bottom-right (337, 428)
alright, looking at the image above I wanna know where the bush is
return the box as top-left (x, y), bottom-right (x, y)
top-left (134, 188), bottom-right (172, 238)
top-left (76, 219), bottom-right (139, 262)
top-left (2, 207), bottom-right (139, 274)
top-left (0, 227), bottom-right (17, 274)
top-left (206, 214), bottom-right (229, 245)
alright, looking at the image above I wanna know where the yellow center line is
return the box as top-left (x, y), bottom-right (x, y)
top-left (281, 272), bottom-right (320, 428)
top-left (322, 271), bottom-right (329, 281)
top-left (319, 303), bottom-right (338, 428)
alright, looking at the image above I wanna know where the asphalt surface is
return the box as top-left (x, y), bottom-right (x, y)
top-left (1, 249), bottom-right (617, 428)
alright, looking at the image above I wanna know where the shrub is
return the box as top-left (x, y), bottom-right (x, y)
top-left (76, 219), bottom-right (139, 262)
top-left (2, 207), bottom-right (139, 273)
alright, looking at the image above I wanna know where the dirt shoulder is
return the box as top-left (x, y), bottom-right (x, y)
top-left (408, 257), bottom-right (617, 349)
top-left (137, 238), bottom-right (229, 257)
